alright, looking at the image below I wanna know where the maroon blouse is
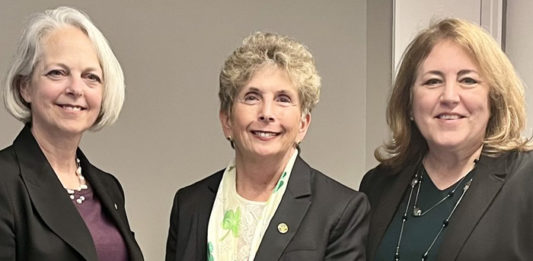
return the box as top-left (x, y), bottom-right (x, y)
top-left (71, 186), bottom-right (129, 261)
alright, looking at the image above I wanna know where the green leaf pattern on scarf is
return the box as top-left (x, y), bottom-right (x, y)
top-left (207, 241), bottom-right (214, 261)
top-left (221, 207), bottom-right (241, 240)
top-left (274, 171), bottom-right (287, 192)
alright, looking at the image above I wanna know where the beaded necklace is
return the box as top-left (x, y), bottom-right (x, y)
top-left (65, 158), bottom-right (88, 204)
top-left (393, 163), bottom-right (475, 261)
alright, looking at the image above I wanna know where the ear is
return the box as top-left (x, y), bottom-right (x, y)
top-left (296, 113), bottom-right (311, 142)
top-left (18, 76), bottom-right (32, 103)
top-left (219, 110), bottom-right (233, 138)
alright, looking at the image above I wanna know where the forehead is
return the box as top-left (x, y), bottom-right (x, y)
top-left (242, 65), bottom-right (296, 91)
top-left (38, 25), bottom-right (100, 68)
top-left (419, 40), bottom-right (478, 72)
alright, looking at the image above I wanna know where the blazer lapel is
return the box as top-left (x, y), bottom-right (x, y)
top-left (367, 163), bottom-right (419, 260)
top-left (254, 156), bottom-right (312, 261)
top-left (79, 152), bottom-right (142, 260)
top-left (14, 127), bottom-right (97, 260)
top-left (437, 154), bottom-right (507, 261)
top-left (200, 172), bottom-right (223, 261)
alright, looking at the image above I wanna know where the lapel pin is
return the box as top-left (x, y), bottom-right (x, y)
top-left (277, 223), bottom-right (289, 234)
top-left (114, 203), bottom-right (118, 210)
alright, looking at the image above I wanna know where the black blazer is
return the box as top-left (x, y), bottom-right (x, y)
top-left (165, 156), bottom-right (369, 261)
top-left (360, 151), bottom-right (533, 261)
top-left (0, 126), bottom-right (143, 261)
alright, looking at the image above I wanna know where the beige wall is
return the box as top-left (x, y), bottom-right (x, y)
top-left (366, 0), bottom-right (393, 171)
top-left (0, 1), bottom-right (371, 260)
top-left (506, 0), bottom-right (533, 134)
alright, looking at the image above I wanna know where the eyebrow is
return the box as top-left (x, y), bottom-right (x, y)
top-left (44, 63), bottom-right (102, 74)
top-left (243, 87), bottom-right (294, 94)
top-left (422, 69), bottom-right (478, 77)
top-left (43, 63), bottom-right (68, 70)
top-left (246, 87), bottom-right (261, 92)
top-left (457, 69), bottom-right (478, 76)
top-left (423, 70), bottom-right (444, 77)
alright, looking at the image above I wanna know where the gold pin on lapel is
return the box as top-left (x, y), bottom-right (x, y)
top-left (278, 223), bottom-right (289, 234)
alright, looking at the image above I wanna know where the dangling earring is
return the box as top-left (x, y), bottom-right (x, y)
top-left (226, 136), bottom-right (235, 149)
top-left (295, 140), bottom-right (301, 151)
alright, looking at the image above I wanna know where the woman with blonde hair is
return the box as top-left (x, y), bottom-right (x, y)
top-left (361, 18), bottom-right (533, 260)
top-left (166, 32), bottom-right (369, 261)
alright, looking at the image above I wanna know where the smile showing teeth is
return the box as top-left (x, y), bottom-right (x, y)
top-left (252, 131), bottom-right (278, 137)
top-left (59, 105), bottom-right (84, 111)
top-left (438, 114), bottom-right (460, 120)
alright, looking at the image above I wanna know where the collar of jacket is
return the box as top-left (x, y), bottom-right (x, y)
top-left (203, 156), bottom-right (313, 261)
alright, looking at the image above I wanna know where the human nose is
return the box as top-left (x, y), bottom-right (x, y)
top-left (258, 100), bottom-right (275, 122)
top-left (65, 75), bottom-right (83, 97)
top-left (440, 81), bottom-right (460, 105)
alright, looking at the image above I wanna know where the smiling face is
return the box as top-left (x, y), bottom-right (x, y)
top-left (412, 39), bottom-right (490, 155)
top-left (20, 25), bottom-right (103, 139)
top-left (220, 65), bottom-right (311, 161)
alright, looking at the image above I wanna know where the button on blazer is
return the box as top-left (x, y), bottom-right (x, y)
top-left (165, 156), bottom-right (370, 261)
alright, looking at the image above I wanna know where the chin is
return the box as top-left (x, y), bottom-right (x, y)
top-left (432, 140), bottom-right (467, 150)
top-left (55, 123), bottom-right (91, 135)
top-left (248, 147), bottom-right (287, 158)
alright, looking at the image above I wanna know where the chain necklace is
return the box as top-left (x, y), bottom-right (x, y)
top-left (412, 169), bottom-right (468, 217)
top-left (65, 158), bottom-right (88, 204)
top-left (393, 163), bottom-right (475, 261)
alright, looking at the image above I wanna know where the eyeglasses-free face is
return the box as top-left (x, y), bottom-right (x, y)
top-left (220, 65), bottom-right (310, 161)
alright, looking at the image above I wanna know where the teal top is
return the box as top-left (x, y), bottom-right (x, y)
top-left (374, 167), bottom-right (475, 261)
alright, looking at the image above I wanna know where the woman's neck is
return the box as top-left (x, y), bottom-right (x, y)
top-left (423, 145), bottom-right (482, 190)
top-left (234, 148), bottom-right (296, 201)
top-left (31, 124), bottom-right (81, 187)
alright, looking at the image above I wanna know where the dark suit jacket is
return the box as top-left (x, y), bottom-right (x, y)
top-left (165, 156), bottom-right (370, 261)
top-left (0, 126), bottom-right (143, 261)
top-left (360, 151), bottom-right (533, 261)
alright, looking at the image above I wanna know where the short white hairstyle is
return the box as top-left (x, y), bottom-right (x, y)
top-left (3, 6), bottom-right (125, 130)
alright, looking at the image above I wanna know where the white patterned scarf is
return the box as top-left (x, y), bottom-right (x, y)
top-left (207, 150), bottom-right (298, 261)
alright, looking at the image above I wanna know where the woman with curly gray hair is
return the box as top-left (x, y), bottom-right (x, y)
top-left (166, 32), bottom-right (369, 261)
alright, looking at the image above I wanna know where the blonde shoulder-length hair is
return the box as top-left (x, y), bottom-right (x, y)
top-left (376, 18), bottom-right (532, 170)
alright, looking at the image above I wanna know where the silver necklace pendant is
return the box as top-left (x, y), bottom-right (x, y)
top-left (393, 159), bottom-right (477, 261)
top-left (411, 168), bottom-right (469, 217)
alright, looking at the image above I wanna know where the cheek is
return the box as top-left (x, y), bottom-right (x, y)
top-left (229, 108), bottom-right (251, 131)
top-left (412, 90), bottom-right (436, 116)
top-left (285, 113), bottom-right (304, 131)
top-left (411, 93), bottom-right (425, 117)
top-left (90, 88), bottom-right (104, 108)
top-left (465, 90), bottom-right (490, 115)
top-left (475, 97), bottom-right (491, 125)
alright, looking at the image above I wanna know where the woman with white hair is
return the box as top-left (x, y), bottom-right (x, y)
top-left (0, 6), bottom-right (143, 260)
